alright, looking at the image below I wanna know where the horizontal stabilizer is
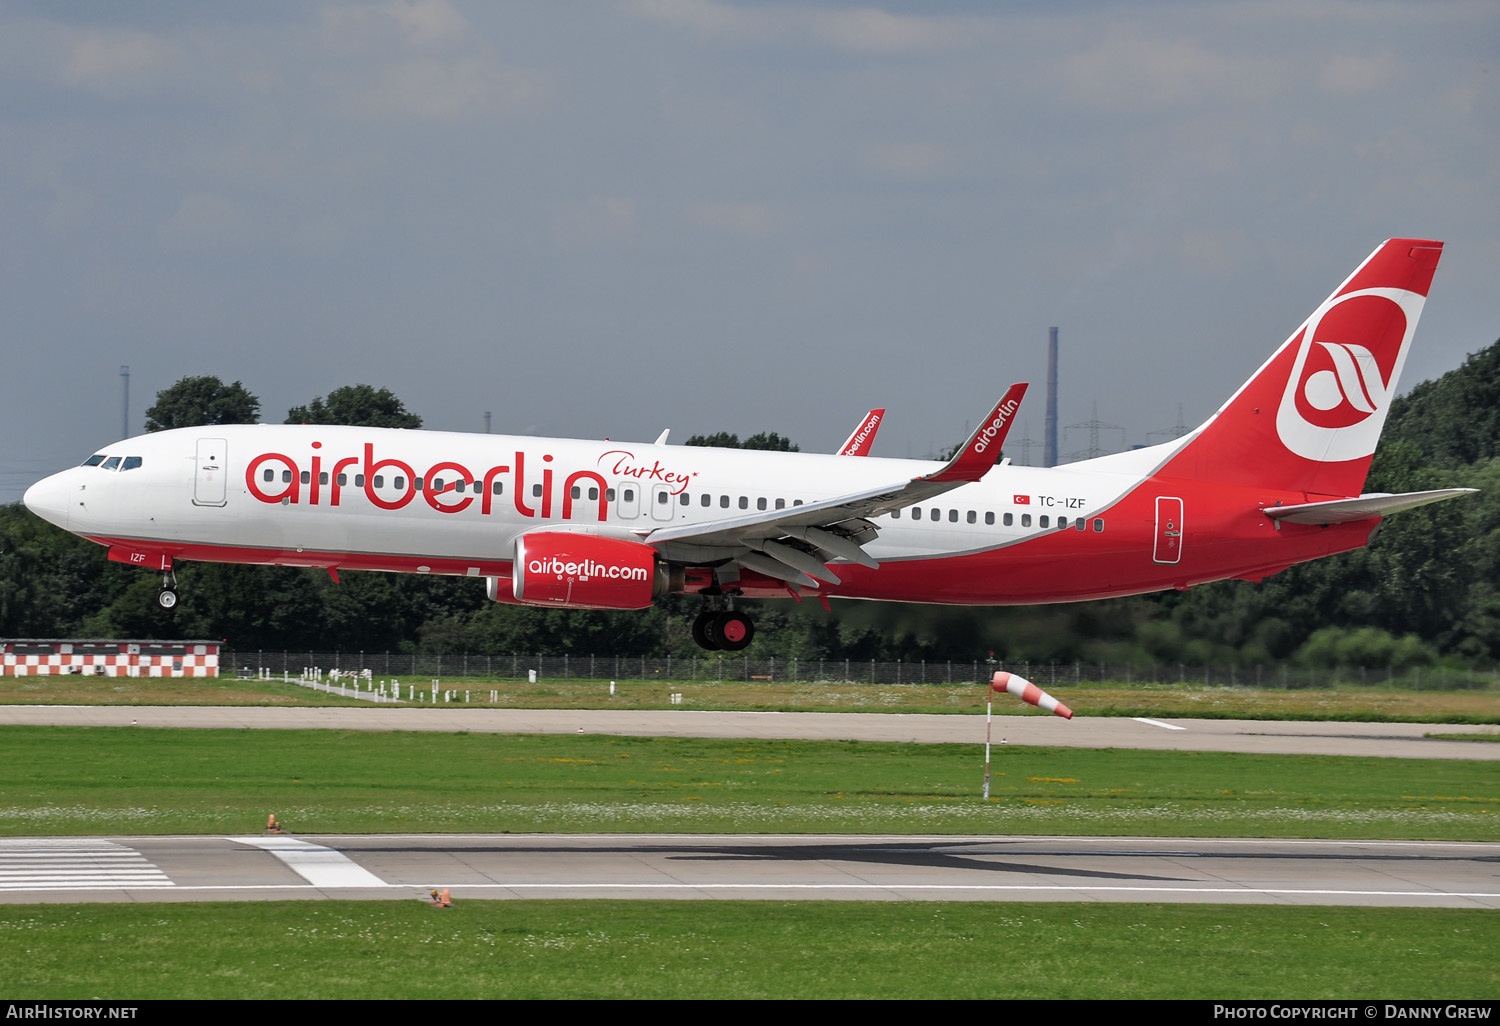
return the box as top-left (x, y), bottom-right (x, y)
top-left (1263, 488), bottom-right (1477, 525)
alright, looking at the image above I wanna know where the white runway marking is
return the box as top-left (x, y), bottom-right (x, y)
top-left (1133, 717), bottom-right (1186, 730)
top-left (0, 838), bottom-right (171, 890)
top-left (230, 836), bottom-right (387, 887)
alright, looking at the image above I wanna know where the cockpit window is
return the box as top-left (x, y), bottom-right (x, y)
top-left (121, 457), bottom-right (143, 471)
top-left (101, 456), bottom-right (121, 471)
top-left (82, 455), bottom-right (106, 467)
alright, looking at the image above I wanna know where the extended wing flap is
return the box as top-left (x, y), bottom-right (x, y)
top-left (1263, 488), bottom-right (1477, 525)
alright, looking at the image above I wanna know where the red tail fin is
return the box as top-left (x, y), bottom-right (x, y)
top-left (1161, 239), bottom-right (1442, 497)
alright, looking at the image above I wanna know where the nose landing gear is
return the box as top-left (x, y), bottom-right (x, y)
top-left (157, 569), bottom-right (179, 611)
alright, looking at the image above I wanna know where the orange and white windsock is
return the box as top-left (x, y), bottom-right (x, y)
top-left (991, 671), bottom-right (1073, 720)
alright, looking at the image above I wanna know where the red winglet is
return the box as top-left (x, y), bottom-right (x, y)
top-left (838, 409), bottom-right (886, 456)
top-left (923, 384), bottom-right (1027, 483)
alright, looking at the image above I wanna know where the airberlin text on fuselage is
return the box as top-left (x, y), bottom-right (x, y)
top-left (243, 442), bottom-right (694, 521)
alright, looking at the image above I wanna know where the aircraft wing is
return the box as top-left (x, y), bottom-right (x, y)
top-left (644, 385), bottom-right (1025, 587)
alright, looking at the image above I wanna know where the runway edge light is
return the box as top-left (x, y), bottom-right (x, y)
top-left (991, 671), bottom-right (1073, 720)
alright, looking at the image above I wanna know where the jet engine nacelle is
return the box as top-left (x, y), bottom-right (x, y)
top-left (510, 531), bottom-right (662, 609)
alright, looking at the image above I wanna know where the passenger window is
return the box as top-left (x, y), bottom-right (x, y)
top-left (930, 508), bottom-right (940, 522)
top-left (415, 478), bottom-right (424, 491)
top-left (986, 512), bottom-right (996, 525)
top-left (679, 493), bottom-right (689, 505)
top-left (394, 476), bottom-right (406, 490)
top-left (949, 509), bottom-right (958, 523)
top-left (892, 509), bottom-right (901, 519)
top-left (775, 498), bottom-right (785, 510)
top-left (793, 499), bottom-right (803, 506)
top-left (739, 497), bottom-right (748, 509)
top-left (1002, 512), bottom-right (1011, 526)
top-left (263, 469), bottom-right (275, 483)
top-left (591, 488), bottom-right (601, 500)
top-left (657, 491), bottom-right (669, 505)
top-left (281, 470), bottom-right (292, 483)
top-left (606, 488), bottom-right (615, 501)
top-left (700, 494), bottom-right (710, 507)
top-left (1058, 516), bottom-right (1068, 528)
top-left (1040, 515), bottom-right (1050, 528)
top-left (356, 474), bottom-right (365, 487)
top-left (757, 498), bottom-right (767, 511)
top-left (337, 474), bottom-right (348, 486)
top-left (1021, 514), bottom-right (1031, 527)
top-left (967, 510), bottom-right (976, 524)
top-left (374, 475), bottom-right (385, 488)
top-left (532, 484), bottom-right (542, 497)
top-left (571, 486), bottom-right (581, 499)
top-left (319, 472), bottom-right (329, 485)
top-left (1093, 518), bottom-right (1104, 532)
top-left (493, 481), bottom-right (503, 495)
top-left (83, 455), bottom-right (106, 467)
top-left (1076, 518), bottom-right (1086, 531)
top-left (300, 471), bottom-right (312, 484)
top-left (720, 495), bottom-right (729, 508)
top-left (911, 507), bottom-right (921, 519)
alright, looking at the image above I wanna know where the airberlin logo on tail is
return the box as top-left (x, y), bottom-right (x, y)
top-left (1275, 288), bottom-right (1424, 463)
top-left (973, 399), bottom-right (1020, 454)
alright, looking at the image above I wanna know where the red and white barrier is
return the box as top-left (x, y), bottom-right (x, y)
top-left (2, 641), bottom-right (220, 678)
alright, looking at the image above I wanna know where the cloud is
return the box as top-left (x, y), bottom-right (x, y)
top-left (1061, 28), bottom-right (1284, 110)
top-left (862, 142), bottom-right (950, 181)
top-left (318, 1), bottom-right (544, 121)
top-left (555, 196), bottom-right (640, 248)
top-left (350, 56), bottom-right (538, 122)
top-left (627, 0), bottom-right (972, 54)
top-left (688, 202), bottom-right (775, 238)
top-left (1316, 52), bottom-right (1397, 96)
top-left (64, 29), bottom-right (176, 88)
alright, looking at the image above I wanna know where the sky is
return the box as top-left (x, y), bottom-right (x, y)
top-left (2, 0), bottom-right (1496, 502)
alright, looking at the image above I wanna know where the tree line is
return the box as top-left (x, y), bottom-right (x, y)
top-left (4, 345), bottom-right (1499, 667)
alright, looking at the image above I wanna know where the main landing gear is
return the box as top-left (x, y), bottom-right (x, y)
top-left (692, 606), bottom-right (754, 652)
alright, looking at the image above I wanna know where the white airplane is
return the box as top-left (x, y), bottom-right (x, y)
top-left (24, 239), bottom-right (1472, 652)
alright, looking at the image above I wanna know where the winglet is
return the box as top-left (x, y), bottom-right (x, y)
top-left (838, 409), bottom-right (885, 456)
top-left (922, 384), bottom-right (1027, 484)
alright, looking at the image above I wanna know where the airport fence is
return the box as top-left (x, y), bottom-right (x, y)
top-left (220, 651), bottom-right (1499, 691)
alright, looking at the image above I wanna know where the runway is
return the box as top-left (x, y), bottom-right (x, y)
top-left (2, 705), bottom-right (1497, 759)
top-left (1, 834), bottom-right (1495, 908)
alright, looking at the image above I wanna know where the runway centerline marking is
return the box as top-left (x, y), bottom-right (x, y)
top-left (230, 836), bottom-right (386, 887)
top-left (1133, 718), bottom-right (1186, 731)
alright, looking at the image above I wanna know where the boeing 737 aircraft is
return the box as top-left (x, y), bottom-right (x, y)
top-left (24, 239), bottom-right (1472, 651)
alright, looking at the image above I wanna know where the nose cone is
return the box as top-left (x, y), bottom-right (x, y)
top-left (23, 472), bottom-right (72, 530)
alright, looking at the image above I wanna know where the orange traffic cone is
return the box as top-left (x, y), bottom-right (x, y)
top-left (267, 814), bottom-right (283, 834)
top-left (428, 887), bottom-right (453, 908)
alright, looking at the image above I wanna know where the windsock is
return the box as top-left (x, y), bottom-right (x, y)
top-left (991, 671), bottom-right (1073, 719)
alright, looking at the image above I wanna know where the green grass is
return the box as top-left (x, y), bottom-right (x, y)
top-left (0, 901), bottom-right (1494, 999)
top-left (0, 726), bottom-right (1495, 839)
